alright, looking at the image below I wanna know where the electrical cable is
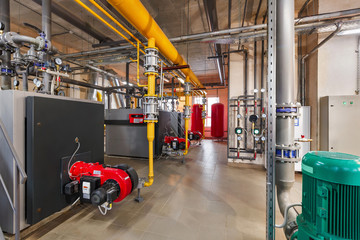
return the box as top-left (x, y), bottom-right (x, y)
top-left (98, 203), bottom-right (112, 215)
top-left (67, 138), bottom-right (80, 180)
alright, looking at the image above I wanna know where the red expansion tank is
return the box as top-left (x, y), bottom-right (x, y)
top-left (191, 104), bottom-right (204, 134)
top-left (211, 103), bottom-right (224, 138)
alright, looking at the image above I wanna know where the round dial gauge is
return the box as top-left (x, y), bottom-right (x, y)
top-left (36, 80), bottom-right (42, 88)
top-left (54, 58), bottom-right (62, 65)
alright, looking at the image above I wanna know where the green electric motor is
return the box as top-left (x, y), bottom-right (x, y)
top-left (297, 151), bottom-right (360, 240)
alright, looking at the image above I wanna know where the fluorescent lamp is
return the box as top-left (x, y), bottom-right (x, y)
top-left (178, 78), bottom-right (185, 84)
top-left (337, 28), bottom-right (360, 36)
top-left (163, 78), bottom-right (170, 83)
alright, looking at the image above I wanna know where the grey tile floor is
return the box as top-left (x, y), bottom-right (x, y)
top-left (23, 140), bottom-right (302, 240)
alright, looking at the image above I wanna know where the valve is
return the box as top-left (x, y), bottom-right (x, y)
top-left (143, 96), bottom-right (159, 121)
top-left (184, 82), bottom-right (191, 95)
top-left (184, 105), bottom-right (191, 119)
top-left (144, 47), bottom-right (159, 74)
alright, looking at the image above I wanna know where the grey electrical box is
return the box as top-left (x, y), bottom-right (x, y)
top-left (320, 95), bottom-right (360, 155)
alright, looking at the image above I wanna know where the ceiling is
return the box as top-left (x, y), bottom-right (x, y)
top-left (9, 0), bottom-right (309, 87)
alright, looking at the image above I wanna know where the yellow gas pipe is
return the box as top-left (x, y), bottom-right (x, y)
top-left (144, 38), bottom-right (157, 187)
top-left (183, 76), bottom-right (191, 155)
top-left (202, 95), bottom-right (206, 139)
top-left (107, 0), bottom-right (204, 89)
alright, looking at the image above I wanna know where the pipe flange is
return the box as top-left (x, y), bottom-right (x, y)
top-left (184, 105), bottom-right (191, 119)
top-left (144, 47), bottom-right (159, 75)
top-left (35, 36), bottom-right (46, 51)
top-left (276, 103), bottom-right (301, 118)
top-left (276, 112), bottom-right (300, 118)
top-left (275, 144), bottom-right (301, 163)
top-left (184, 82), bottom-right (192, 95)
top-left (143, 96), bottom-right (159, 121)
top-left (0, 66), bottom-right (14, 76)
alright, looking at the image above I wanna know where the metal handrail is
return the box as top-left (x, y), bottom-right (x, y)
top-left (0, 118), bottom-right (27, 184)
top-left (0, 174), bottom-right (15, 212)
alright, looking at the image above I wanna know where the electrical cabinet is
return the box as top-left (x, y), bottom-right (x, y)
top-left (320, 95), bottom-right (360, 156)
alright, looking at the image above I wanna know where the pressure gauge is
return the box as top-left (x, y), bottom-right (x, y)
top-left (253, 128), bottom-right (260, 135)
top-left (13, 79), bottom-right (19, 87)
top-left (237, 114), bottom-right (242, 119)
top-left (261, 136), bottom-right (266, 141)
top-left (54, 57), bottom-right (62, 65)
top-left (262, 113), bottom-right (267, 118)
top-left (36, 80), bottom-right (42, 88)
top-left (235, 127), bottom-right (243, 135)
top-left (255, 137), bottom-right (260, 142)
top-left (33, 78), bottom-right (38, 85)
top-left (237, 136), bottom-right (242, 141)
top-left (254, 89), bottom-right (258, 93)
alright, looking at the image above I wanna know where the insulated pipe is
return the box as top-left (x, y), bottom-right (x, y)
top-left (0, 0), bottom-right (11, 90)
top-left (107, 0), bottom-right (204, 89)
top-left (276, 0), bottom-right (297, 238)
top-left (42, 0), bottom-right (52, 93)
top-left (144, 38), bottom-right (157, 187)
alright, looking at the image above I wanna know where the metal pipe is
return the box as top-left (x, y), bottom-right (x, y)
top-left (244, 50), bottom-right (248, 149)
top-left (59, 10), bottom-right (360, 61)
top-left (202, 0), bottom-right (224, 85)
top-left (300, 23), bottom-right (342, 105)
top-left (0, 0), bottom-right (11, 90)
top-left (22, 65), bottom-right (29, 91)
top-left (276, 0), bottom-right (297, 238)
top-left (42, 0), bottom-right (52, 94)
top-left (107, 0), bottom-right (204, 88)
top-left (170, 8), bottom-right (360, 44)
top-left (357, 36), bottom-right (360, 95)
top-left (125, 61), bottom-right (131, 108)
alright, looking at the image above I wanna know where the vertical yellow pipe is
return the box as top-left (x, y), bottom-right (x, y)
top-left (144, 38), bottom-right (157, 187)
top-left (183, 76), bottom-right (190, 155)
top-left (202, 95), bottom-right (206, 139)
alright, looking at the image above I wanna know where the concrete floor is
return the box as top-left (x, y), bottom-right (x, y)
top-left (23, 140), bottom-right (302, 240)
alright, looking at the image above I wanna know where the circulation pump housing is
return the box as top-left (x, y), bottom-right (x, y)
top-left (297, 151), bottom-right (360, 240)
